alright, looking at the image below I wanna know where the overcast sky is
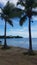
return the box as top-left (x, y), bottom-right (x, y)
top-left (0, 0), bottom-right (37, 38)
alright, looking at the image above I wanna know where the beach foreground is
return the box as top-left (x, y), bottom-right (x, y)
top-left (0, 46), bottom-right (37, 65)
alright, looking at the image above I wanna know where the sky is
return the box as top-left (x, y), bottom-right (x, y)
top-left (0, 0), bottom-right (37, 38)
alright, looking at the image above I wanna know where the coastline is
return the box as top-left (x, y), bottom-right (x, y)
top-left (0, 46), bottom-right (37, 65)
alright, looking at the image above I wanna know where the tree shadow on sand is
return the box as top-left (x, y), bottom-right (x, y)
top-left (23, 50), bottom-right (37, 56)
top-left (1, 45), bottom-right (11, 50)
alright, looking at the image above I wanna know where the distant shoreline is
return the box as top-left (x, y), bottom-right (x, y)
top-left (0, 36), bottom-right (37, 39)
top-left (0, 36), bottom-right (23, 38)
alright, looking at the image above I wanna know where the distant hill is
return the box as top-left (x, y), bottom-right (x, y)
top-left (14, 36), bottom-right (23, 38)
top-left (0, 36), bottom-right (23, 38)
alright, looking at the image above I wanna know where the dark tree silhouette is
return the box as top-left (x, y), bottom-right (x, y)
top-left (0, 1), bottom-right (23, 49)
top-left (0, 1), bottom-right (14, 48)
top-left (17, 0), bottom-right (37, 55)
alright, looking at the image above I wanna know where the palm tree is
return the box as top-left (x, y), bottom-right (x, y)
top-left (0, 1), bottom-right (23, 48)
top-left (0, 1), bottom-right (14, 48)
top-left (17, 0), bottom-right (37, 54)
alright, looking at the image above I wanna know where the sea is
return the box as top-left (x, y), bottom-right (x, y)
top-left (0, 38), bottom-right (37, 50)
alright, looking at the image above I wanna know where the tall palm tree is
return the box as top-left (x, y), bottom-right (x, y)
top-left (0, 1), bottom-right (14, 48)
top-left (17, 0), bottom-right (37, 54)
top-left (0, 1), bottom-right (23, 48)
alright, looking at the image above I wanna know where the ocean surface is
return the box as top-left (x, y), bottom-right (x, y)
top-left (0, 38), bottom-right (37, 50)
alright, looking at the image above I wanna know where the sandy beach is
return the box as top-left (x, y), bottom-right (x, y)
top-left (0, 46), bottom-right (37, 65)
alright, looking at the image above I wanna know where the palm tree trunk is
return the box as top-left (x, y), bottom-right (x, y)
top-left (4, 21), bottom-right (7, 48)
top-left (28, 18), bottom-right (32, 54)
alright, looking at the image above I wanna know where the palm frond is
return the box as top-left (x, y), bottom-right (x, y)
top-left (1, 13), bottom-right (13, 26)
top-left (17, 2), bottom-right (21, 5)
top-left (3, 2), bottom-right (24, 18)
top-left (9, 8), bottom-right (24, 18)
top-left (20, 15), bottom-right (26, 26)
top-left (7, 19), bottom-right (13, 27)
top-left (25, 0), bottom-right (34, 9)
top-left (0, 13), bottom-right (4, 20)
top-left (17, 2), bottom-right (25, 6)
top-left (17, 0), bottom-right (25, 7)
top-left (3, 1), bottom-right (15, 18)
top-left (33, 3), bottom-right (37, 8)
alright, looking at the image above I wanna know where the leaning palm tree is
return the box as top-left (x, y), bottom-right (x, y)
top-left (17, 0), bottom-right (37, 54)
top-left (0, 1), bottom-right (23, 48)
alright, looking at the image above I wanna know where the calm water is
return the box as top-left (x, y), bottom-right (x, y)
top-left (0, 38), bottom-right (37, 50)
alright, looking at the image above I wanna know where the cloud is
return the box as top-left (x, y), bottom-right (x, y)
top-left (0, 23), bottom-right (37, 38)
top-left (10, 0), bottom-right (18, 5)
top-left (32, 32), bottom-right (37, 38)
top-left (32, 16), bottom-right (37, 21)
top-left (17, 5), bottom-right (25, 10)
top-left (6, 27), bottom-right (29, 37)
top-left (31, 26), bottom-right (37, 31)
top-left (0, 0), bottom-right (18, 6)
top-left (0, 0), bottom-right (7, 5)
top-left (7, 31), bottom-right (29, 38)
top-left (32, 8), bottom-right (37, 12)
top-left (0, 30), bottom-right (4, 35)
top-left (0, 9), bottom-right (1, 12)
top-left (6, 25), bottom-right (37, 38)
